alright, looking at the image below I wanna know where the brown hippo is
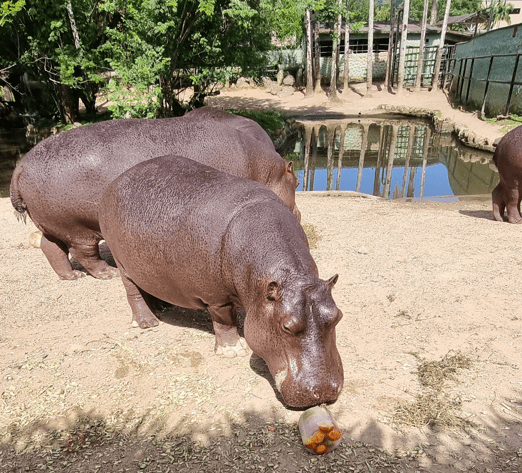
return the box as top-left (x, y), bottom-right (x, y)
top-left (99, 155), bottom-right (343, 408)
top-left (10, 111), bottom-right (300, 280)
top-left (492, 125), bottom-right (522, 223)
top-left (184, 106), bottom-right (276, 151)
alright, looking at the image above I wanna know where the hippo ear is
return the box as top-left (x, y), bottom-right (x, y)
top-left (286, 161), bottom-right (294, 174)
top-left (267, 281), bottom-right (282, 301)
top-left (327, 274), bottom-right (339, 288)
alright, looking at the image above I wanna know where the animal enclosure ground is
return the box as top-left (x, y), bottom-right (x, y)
top-left (1, 190), bottom-right (522, 472)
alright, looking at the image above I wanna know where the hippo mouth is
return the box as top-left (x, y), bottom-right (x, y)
top-left (271, 360), bottom-right (343, 408)
top-left (274, 369), bottom-right (288, 393)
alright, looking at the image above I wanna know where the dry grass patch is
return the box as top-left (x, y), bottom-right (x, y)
top-left (392, 351), bottom-right (475, 429)
top-left (301, 222), bottom-right (321, 249)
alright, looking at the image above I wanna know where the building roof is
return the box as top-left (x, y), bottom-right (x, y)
top-left (437, 12), bottom-right (490, 27)
top-left (318, 21), bottom-right (472, 39)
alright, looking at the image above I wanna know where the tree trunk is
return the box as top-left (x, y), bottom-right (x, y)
top-left (314, 21), bottom-right (323, 93)
top-left (306, 9), bottom-right (314, 96)
top-left (430, 0), bottom-right (439, 25)
top-left (329, 0), bottom-right (343, 100)
top-left (342, 0), bottom-right (351, 94)
top-left (55, 82), bottom-right (76, 124)
top-left (367, 0), bottom-right (374, 96)
top-left (397, 0), bottom-right (411, 93)
top-left (66, 1), bottom-right (81, 49)
top-left (414, 0), bottom-right (430, 91)
top-left (385, 0), bottom-right (396, 90)
top-left (431, 0), bottom-right (452, 90)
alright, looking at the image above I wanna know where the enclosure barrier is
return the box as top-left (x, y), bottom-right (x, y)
top-left (449, 52), bottom-right (522, 117)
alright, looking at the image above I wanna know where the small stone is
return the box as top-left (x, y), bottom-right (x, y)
top-left (282, 74), bottom-right (295, 86)
top-left (29, 231), bottom-right (42, 248)
top-left (357, 246), bottom-right (368, 255)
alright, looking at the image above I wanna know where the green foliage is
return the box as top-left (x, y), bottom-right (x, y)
top-left (486, 113), bottom-right (522, 132)
top-left (105, 83), bottom-right (162, 119)
top-left (375, 3), bottom-right (391, 21)
top-left (486, 0), bottom-right (514, 28)
top-left (99, 0), bottom-right (272, 116)
top-left (229, 109), bottom-right (287, 131)
top-left (0, 0), bottom-right (25, 26)
top-left (0, 0), bottom-right (113, 121)
top-left (263, 0), bottom-right (306, 43)
top-left (407, 0), bottom-right (481, 23)
top-left (0, 0), bottom-right (277, 120)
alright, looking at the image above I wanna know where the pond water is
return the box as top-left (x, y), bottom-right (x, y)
top-left (0, 116), bottom-right (498, 201)
top-left (284, 115), bottom-right (498, 201)
top-left (0, 128), bottom-right (52, 198)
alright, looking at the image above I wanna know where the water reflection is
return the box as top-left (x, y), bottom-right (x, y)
top-left (1, 117), bottom-right (498, 201)
top-left (0, 128), bottom-right (52, 198)
top-left (293, 118), bottom-right (498, 200)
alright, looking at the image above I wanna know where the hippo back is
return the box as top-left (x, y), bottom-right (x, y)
top-left (184, 107), bottom-right (276, 151)
top-left (11, 116), bottom-right (298, 241)
top-left (100, 155), bottom-right (303, 308)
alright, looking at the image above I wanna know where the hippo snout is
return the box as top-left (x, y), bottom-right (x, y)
top-left (273, 356), bottom-right (344, 408)
top-left (278, 372), bottom-right (343, 408)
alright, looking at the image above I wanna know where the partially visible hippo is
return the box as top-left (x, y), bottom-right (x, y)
top-left (99, 155), bottom-right (343, 408)
top-left (492, 125), bottom-right (522, 223)
top-left (184, 106), bottom-right (276, 151)
top-left (10, 110), bottom-right (300, 280)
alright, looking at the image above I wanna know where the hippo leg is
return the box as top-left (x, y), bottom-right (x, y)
top-left (492, 183), bottom-right (505, 222)
top-left (118, 270), bottom-right (160, 328)
top-left (68, 243), bottom-right (120, 279)
top-left (40, 234), bottom-right (85, 280)
top-left (208, 304), bottom-right (249, 358)
top-left (502, 181), bottom-right (522, 224)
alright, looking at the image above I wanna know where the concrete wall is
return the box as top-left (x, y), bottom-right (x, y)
top-left (267, 33), bottom-right (448, 85)
top-left (451, 24), bottom-right (522, 116)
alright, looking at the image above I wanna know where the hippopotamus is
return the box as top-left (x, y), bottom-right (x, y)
top-left (99, 155), bottom-right (343, 407)
top-left (184, 107), bottom-right (276, 151)
top-left (10, 110), bottom-right (300, 280)
top-left (492, 125), bottom-right (522, 223)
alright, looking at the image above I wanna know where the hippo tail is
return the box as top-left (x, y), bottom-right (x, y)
top-left (10, 164), bottom-right (28, 223)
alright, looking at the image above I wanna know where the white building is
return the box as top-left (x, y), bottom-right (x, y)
top-left (482, 0), bottom-right (522, 29)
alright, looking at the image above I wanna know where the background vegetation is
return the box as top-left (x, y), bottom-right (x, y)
top-left (0, 0), bottom-right (482, 125)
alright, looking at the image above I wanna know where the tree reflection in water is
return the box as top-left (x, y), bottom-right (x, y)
top-left (290, 117), bottom-right (498, 200)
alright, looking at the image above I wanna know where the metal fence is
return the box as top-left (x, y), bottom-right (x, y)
top-left (449, 52), bottom-right (522, 116)
top-left (390, 45), bottom-right (454, 88)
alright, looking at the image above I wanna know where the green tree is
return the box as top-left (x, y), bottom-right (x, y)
top-left (99, 0), bottom-right (273, 117)
top-left (486, 0), bottom-right (513, 30)
top-left (0, 0), bottom-right (25, 26)
top-left (0, 0), bottom-right (279, 121)
top-left (409, 0), bottom-right (480, 23)
top-left (0, 1), bottom-right (111, 123)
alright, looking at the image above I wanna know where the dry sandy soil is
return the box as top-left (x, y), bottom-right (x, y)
top-left (1, 86), bottom-right (521, 472)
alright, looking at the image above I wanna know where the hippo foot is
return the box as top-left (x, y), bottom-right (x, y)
top-left (132, 314), bottom-right (160, 329)
top-left (91, 266), bottom-right (120, 280)
top-left (215, 338), bottom-right (249, 358)
top-left (506, 215), bottom-right (522, 224)
top-left (58, 270), bottom-right (86, 281)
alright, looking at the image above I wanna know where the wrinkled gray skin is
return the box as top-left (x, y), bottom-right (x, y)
top-left (492, 125), bottom-right (522, 223)
top-left (184, 107), bottom-right (276, 151)
top-left (99, 155), bottom-right (343, 408)
top-left (10, 108), bottom-right (300, 280)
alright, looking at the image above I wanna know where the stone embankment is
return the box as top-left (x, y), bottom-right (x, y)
top-left (376, 104), bottom-right (499, 153)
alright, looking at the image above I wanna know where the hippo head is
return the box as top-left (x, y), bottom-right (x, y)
top-left (244, 274), bottom-right (343, 407)
top-left (272, 161), bottom-right (301, 221)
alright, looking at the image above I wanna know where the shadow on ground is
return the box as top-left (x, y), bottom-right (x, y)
top-left (459, 209), bottom-right (497, 221)
top-left (1, 403), bottom-right (521, 472)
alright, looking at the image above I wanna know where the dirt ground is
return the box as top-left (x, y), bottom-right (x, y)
top-left (1, 86), bottom-right (521, 472)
